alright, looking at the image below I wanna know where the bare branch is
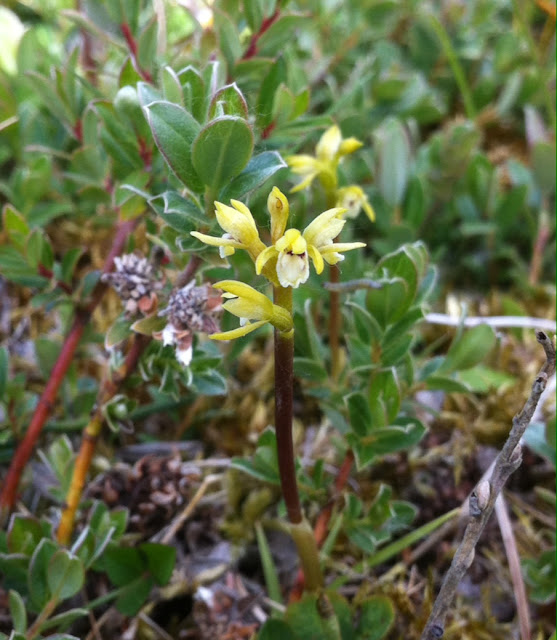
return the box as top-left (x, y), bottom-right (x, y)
top-left (421, 331), bottom-right (556, 639)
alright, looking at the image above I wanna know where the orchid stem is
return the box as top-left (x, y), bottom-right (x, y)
top-left (273, 285), bottom-right (323, 591)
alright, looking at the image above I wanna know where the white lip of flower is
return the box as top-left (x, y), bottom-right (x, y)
top-left (176, 345), bottom-right (193, 366)
top-left (274, 228), bottom-right (310, 288)
top-left (160, 324), bottom-right (193, 366)
top-left (255, 208), bottom-right (365, 287)
top-left (218, 233), bottom-right (236, 258)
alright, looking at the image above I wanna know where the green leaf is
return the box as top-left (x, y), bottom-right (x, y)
top-left (161, 66), bottom-right (183, 106)
top-left (457, 364), bottom-right (515, 393)
top-left (105, 316), bottom-right (133, 349)
top-left (7, 515), bottom-right (43, 555)
top-left (25, 230), bottom-right (47, 270)
top-left (47, 550), bottom-right (85, 600)
top-left (256, 56), bottom-right (287, 129)
top-left (258, 620), bottom-right (296, 640)
top-left (28, 538), bottom-right (58, 610)
top-left (143, 101), bottom-right (203, 192)
top-left (425, 375), bottom-right (470, 393)
top-left (244, 0), bottom-right (264, 32)
top-left (137, 81), bottom-right (161, 107)
top-left (114, 575), bottom-right (153, 616)
top-left (366, 278), bottom-right (408, 328)
top-left (374, 118), bottom-right (410, 207)
top-left (284, 594), bottom-right (333, 640)
top-left (152, 190), bottom-right (207, 232)
top-left (356, 596), bottom-right (395, 640)
top-left (192, 116), bottom-right (254, 193)
top-left (8, 590), bottom-right (27, 633)
top-left (349, 418), bottom-right (426, 470)
top-left (140, 542), bottom-right (176, 585)
top-left (60, 248), bottom-right (84, 285)
top-left (3, 205), bottom-right (29, 252)
top-left (294, 357), bottom-right (327, 383)
top-left (102, 546), bottom-right (144, 586)
top-left (137, 18), bottom-right (157, 72)
top-left (439, 325), bottom-right (496, 374)
top-left (0, 256), bottom-right (47, 286)
top-left (531, 142), bottom-right (556, 195)
top-left (221, 151), bottom-right (287, 200)
top-left (347, 392), bottom-right (373, 436)
top-left (178, 66), bottom-right (206, 122)
top-left (402, 176), bottom-right (426, 229)
top-left (209, 83), bottom-right (248, 119)
top-left (131, 313), bottom-right (167, 336)
top-left (190, 369), bottom-right (228, 395)
top-left (0, 554), bottom-right (28, 594)
top-left (257, 14), bottom-right (307, 55)
top-left (214, 10), bottom-right (242, 70)
top-left (368, 369), bottom-right (401, 425)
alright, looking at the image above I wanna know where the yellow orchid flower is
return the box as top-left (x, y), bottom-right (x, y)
top-left (267, 186), bottom-right (290, 243)
top-left (210, 280), bottom-right (293, 340)
top-left (256, 207), bottom-right (366, 288)
top-left (191, 199), bottom-right (266, 261)
top-left (286, 125), bottom-right (364, 193)
top-left (336, 186), bottom-right (376, 222)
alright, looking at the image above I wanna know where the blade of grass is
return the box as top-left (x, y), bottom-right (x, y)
top-left (255, 521), bottom-right (283, 607)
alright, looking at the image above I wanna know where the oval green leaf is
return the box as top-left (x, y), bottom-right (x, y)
top-left (192, 116), bottom-right (254, 193)
top-left (143, 101), bottom-right (203, 193)
top-left (47, 550), bottom-right (85, 601)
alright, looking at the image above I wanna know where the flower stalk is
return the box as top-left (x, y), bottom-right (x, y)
top-left (192, 186), bottom-right (365, 592)
top-left (273, 284), bottom-right (323, 591)
top-left (286, 127), bottom-right (374, 379)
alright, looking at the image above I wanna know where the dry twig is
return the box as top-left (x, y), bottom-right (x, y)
top-left (421, 331), bottom-right (556, 639)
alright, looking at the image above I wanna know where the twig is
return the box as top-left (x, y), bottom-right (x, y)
top-left (56, 333), bottom-right (150, 544)
top-left (0, 218), bottom-right (138, 523)
top-left (421, 331), bottom-right (556, 639)
top-left (159, 473), bottom-right (222, 544)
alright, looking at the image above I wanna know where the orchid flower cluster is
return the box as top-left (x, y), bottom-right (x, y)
top-left (287, 125), bottom-right (376, 223)
top-left (191, 185), bottom-right (365, 341)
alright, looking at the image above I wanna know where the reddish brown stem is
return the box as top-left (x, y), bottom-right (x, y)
top-left (262, 121), bottom-right (276, 139)
top-left (243, 9), bottom-right (281, 59)
top-left (120, 22), bottom-right (153, 83)
top-left (37, 264), bottom-right (73, 295)
top-left (274, 330), bottom-right (302, 524)
top-left (73, 118), bottom-right (83, 143)
top-left (0, 218), bottom-right (138, 522)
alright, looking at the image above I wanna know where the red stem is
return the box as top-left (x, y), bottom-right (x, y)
top-left (243, 9), bottom-right (281, 59)
top-left (274, 330), bottom-right (302, 524)
top-left (120, 22), bottom-right (153, 83)
top-left (37, 264), bottom-right (73, 295)
top-left (0, 218), bottom-right (138, 521)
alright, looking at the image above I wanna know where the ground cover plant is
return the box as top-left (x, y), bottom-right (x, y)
top-left (0, 1), bottom-right (555, 639)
